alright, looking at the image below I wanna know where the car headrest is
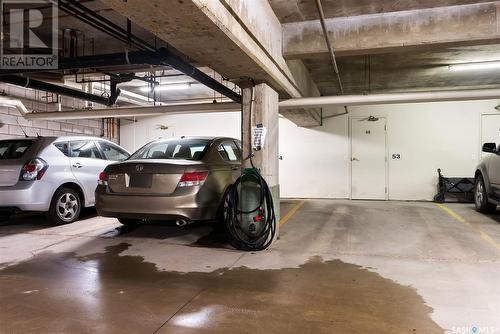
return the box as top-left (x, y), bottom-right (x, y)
top-left (78, 150), bottom-right (91, 158)
top-left (151, 150), bottom-right (165, 159)
top-left (192, 151), bottom-right (203, 160)
top-left (174, 146), bottom-right (192, 159)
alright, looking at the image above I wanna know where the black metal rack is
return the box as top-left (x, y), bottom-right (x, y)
top-left (433, 168), bottom-right (475, 203)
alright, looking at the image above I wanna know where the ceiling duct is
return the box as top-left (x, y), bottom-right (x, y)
top-left (21, 102), bottom-right (241, 120)
top-left (279, 89), bottom-right (500, 109)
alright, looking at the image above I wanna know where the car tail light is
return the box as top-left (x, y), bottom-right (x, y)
top-left (178, 171), bottom-right (209, 187)
top-left (20, 158), bottom-right (48, 181)
top-left (98, 171), bottom-right (108, 185)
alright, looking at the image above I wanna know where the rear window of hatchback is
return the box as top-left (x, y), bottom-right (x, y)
top-left (0, 140), bottom-right (34, 159)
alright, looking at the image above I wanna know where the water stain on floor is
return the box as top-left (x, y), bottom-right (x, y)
top-left (0, 243), bottom-right (443, 334)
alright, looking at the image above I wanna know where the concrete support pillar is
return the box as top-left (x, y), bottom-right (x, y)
top-left (241, 83), bottom-right (280, 240)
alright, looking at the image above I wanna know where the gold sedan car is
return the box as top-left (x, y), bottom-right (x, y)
top-left (96, 137), bottom-right (241, 226)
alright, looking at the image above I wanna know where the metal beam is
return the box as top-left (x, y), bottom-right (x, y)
top-left (0, 75), bottom-right (120, 106)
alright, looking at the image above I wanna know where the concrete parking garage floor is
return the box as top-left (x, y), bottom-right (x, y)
top-left (0, 200), bottom-right (499, 334)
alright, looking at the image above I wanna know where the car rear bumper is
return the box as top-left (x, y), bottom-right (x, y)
top-left (95, 185), bottom-right (220, 222)
top-left (0, 181), bottom-right (54, 212)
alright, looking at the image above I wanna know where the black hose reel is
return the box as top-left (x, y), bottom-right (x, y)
top-left (222, 168), bottom-right (276, 251)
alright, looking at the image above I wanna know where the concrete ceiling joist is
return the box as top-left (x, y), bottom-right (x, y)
top-left (283, 1), bottom-right (500, 59)
top-left (101, 0), bottom-right (322, 127)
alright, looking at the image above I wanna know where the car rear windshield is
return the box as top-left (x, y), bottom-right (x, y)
top-left (130, 139), bottom-right (210, 161)
top-left (0, 140), bottom-right (34, 159)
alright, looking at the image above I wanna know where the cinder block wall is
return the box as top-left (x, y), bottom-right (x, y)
top-left (0, 106), bottom-right (108, 141)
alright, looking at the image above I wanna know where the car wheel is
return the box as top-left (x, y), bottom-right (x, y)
top-left (474, 175), bottom-right (496, 213)
top-left (118, 218), bottom-right (141, 226)
top-left (47, 188), bottom-right (82, 225)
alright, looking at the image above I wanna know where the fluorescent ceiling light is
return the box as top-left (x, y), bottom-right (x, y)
top-left (140, 83), bottom-right (192, 92)
top-left (448, 61), bottom-right (500, 72)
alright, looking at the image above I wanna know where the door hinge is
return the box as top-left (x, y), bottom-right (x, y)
top-left (385, 187), bottom-right (388, 193)
top-left (384, 125), bottom-right (387, 131)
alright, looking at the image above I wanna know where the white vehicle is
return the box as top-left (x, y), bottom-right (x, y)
top-left (0, 136), bottom-right (130, 224)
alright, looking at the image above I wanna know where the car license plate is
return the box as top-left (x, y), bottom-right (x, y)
top-left (129, 174), bottom-right (152, 188)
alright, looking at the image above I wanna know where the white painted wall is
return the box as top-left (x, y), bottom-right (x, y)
top-left (120, 99), bottom-right (500, 201)
top-left (120, 112), bottom-right (241, 152)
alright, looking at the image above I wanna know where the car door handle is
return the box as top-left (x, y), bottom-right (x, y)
top-left (73, 163), bottom-right (83, 168)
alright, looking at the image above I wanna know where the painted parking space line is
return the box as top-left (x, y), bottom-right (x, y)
top-left (279, 200), bottom-right (306, 226)
top-left (435, 203), bottom-right (500, 251)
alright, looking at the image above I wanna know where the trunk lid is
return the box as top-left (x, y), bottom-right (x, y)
top-left (0, 161), bottom-right (22, 186)
top-left (106, 159), bottom-right (205, 195)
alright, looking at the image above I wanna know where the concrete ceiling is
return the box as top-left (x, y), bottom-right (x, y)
top-left (306, 44), bottom-right (500, 95)
top-left (268, 0), bottom-right (494, 23)
top-left (270, 0), bottom-right (500, 96)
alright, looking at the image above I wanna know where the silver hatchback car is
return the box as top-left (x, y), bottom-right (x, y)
top-left (0, 136), bottom-right (130, 224)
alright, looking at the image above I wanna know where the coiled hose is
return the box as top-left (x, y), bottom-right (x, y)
top-left (223, 168), bottom-right (276, 251)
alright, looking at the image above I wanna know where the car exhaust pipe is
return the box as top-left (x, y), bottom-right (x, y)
top-left (175, 219), bottom-right (189, 227)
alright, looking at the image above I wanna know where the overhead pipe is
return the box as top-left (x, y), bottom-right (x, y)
top-left (279, 89), bottom-right (500, 109)
top-left (0, 75), bottom-right (120, 106)
top-left (150, 49), bottom-right (242, 104)
top-left (0, 96), bottom-right (30, 115)
top-left (21, 102), bottom-right (241, 120)
top-left (8, 89), bottom-right (500, 121)
top-left (0, 50), bottom-right (157, 74)
top-left (315, 0), bottom-right (349, 118)
top-left (314, 0), bottom-right (344, 95)
top-left (0, 48), bottom-right (242, 104)
top-left (58, 0), bottom-right (156, 52)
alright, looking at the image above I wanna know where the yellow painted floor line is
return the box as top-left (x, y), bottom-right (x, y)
top-left (280, 200), bottom-right (306, 226)
top-left (435, 203), bottom-right (500, 251)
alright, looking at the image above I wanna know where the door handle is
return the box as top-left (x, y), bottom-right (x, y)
top-left (73, 163), bottom-right (83, 168)
top-left (231, 166), bottom-right (239, 171)
top-left (351, 157), bottom-right (360, 162)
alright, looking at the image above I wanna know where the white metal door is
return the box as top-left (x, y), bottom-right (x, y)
top-left (351, 117), bottom-right (387, 200)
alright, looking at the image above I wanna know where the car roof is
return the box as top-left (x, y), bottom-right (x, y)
top-left (150, 136), bottom-right (239, 143)
top-left (52, 136), bottom-right (113, 142)
top-left (0, 136), bottom-right (116, 145)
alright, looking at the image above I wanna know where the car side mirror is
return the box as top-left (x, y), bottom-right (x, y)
top-left (482, 142), bottom-right (497, 153)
